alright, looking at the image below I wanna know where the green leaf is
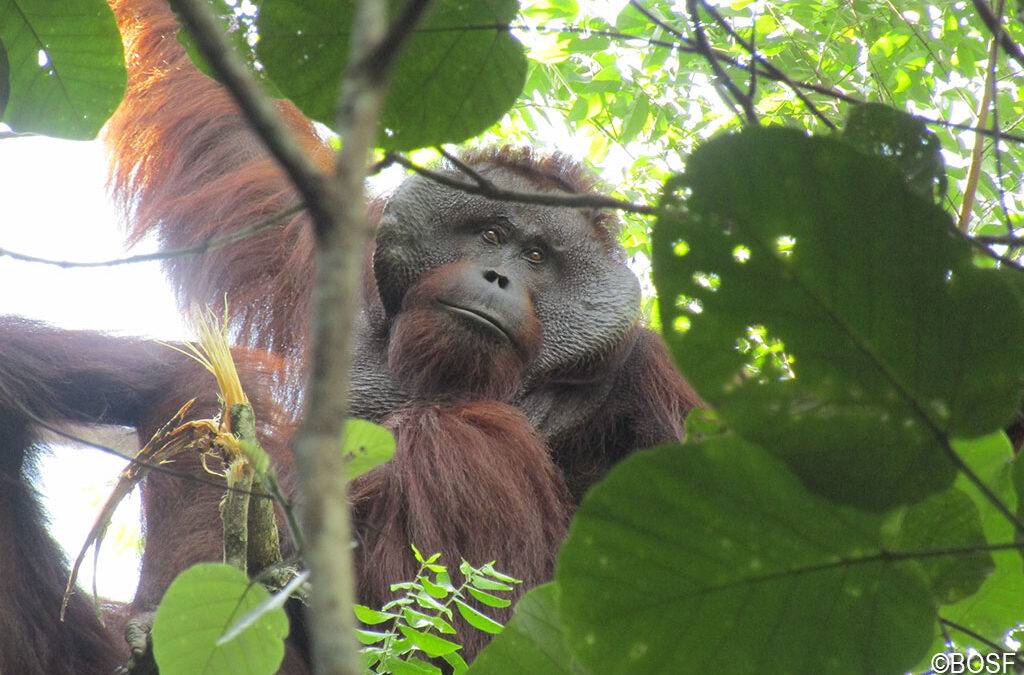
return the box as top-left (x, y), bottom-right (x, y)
top-left (479, 562), bottom-right (520, 584)
top-left (466, 586), bottom-right (512, 608)
top-left (913, 433), bottom-right (1024, 666)
top-left (353, 603), bottom-right (398, 625)
top-left (356, 628), bottom-right (389, 645)
top-left (521, 0), bottom-right (578, 21)
top-left (0, 0), bottom-right (125, 138)
top-left (342, 418), bottom-right (397, 481)
top-left (258, 0), bottom-right (527, 151)
top-left (152, 563), bottom-right (288, 675)
top-left (385, 656), bottom-right (443, 675)
top-left (217, 570), bottom-right (309, 646)
top-left (420, 575), bottom-right (450, 599)
top-left (883, 489), bottom-right (994, 604)
top-left (413, 590), bottom-right (450, 615)
top-left (682, 407), bottom-right (725, 442)
top-left (442, 650), bottom-right (470, 674)
top-left (397, 625), bottom-right (462, 657)
top-left (454, 599), bottom-right (504, 634)
top-left (468, 584), bottom-right (581, 674)
top-left (238, 439), bottom-right (270, 477)
top-left (842, 102), bottom-right (947, 202)
top-left (403, 606), bottom-right (456, 634)
top-left (652, 128), bottom-right (1024, 510)
top-left (468, 577), bottom-right (515, 592)
top-left (620, 94), bottom-right (650, 143)
top-left (557, 436), bottom-right (935, 674)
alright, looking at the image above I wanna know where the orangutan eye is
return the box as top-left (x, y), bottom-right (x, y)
top-left (482, 228), bottom-right (500, 245)
top-left (524, 248), bottom-right (545, 264)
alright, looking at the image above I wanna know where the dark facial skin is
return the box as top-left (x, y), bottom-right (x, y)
top-left (373, 164), bottom-right (642, 398)
top-left (386, 259), bottom-right (542, 400)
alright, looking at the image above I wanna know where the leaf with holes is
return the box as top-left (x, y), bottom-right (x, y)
top-left (258, 0), bottom-right (526, 151)
top-left (557, 436), bottom-right (935, 674)
top-left (0, 0), bottom-right (125, 138)
top-left (652, 128), bottom-right (1024, 510)
top-left (842, 102), bottom-right (946, 202)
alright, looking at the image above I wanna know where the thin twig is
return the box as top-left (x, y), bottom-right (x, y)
top-left (389, 153), bottom-right (658, 214)
top-left (32, 416), bottom-right (273, 498)
top-left (986, 0), bottom-right (1014, 233)
top-left (628, 0), bottom-right (690, 43)
top-left (437, 146), bottom-right (488, 186)
top-left (747, 20), bottom-right (757, 104)
top-left (0, 205), bottom-right (302, 269)
top-left (940, 618), bottom-right (1022, 664)
top-left (973, 234), bottom-right (1024, 246)
top-left (687, 0), bottom-right (758, 124)
top-left (429, 20), bottom-right (1024, 144)
top-left (698, 0), bottom-right (835, 130)
top-left (529, 22), bottom-right (698, 53)
top-left (972, 0), bottom-right (1024, 70)
top-left (958, 227), bottom-right (1024, 272)
top-left (958, 15), bottom-right (1001, 232)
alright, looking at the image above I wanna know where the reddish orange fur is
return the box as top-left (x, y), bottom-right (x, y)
top-left (0, 322), bottom-right (295, 673)
top-left (106, 0), bottom-right (331, 362)
top-left (351, 402), bottom-right (570, 658)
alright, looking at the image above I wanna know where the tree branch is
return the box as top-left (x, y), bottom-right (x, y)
top-left (291, 0), bottom-right (433, 673)
top-left (958, 3), bottom-right (1002, 232)
top-left (0, 205), bottom-right (302, 268)
top-left (686, 0), bottom-right (758, 125)
top-left (972, 0), bottom-right (1024, 70)
top-left (697, 0), bottom-right (835, 130)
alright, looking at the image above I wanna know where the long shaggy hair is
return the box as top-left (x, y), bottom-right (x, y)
top-left (350, 401), bottom-right (571, 658)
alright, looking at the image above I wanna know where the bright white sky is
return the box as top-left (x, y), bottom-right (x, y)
top-left (0, 134), bottom-right (190, 601)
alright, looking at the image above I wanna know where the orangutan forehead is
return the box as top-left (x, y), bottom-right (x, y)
top-left (437, 165), bottom-right (621, 251)
top-left (437, 184), bottom-right (603, 249)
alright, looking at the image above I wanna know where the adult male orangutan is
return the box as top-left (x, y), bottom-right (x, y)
top-left (0, 0), bottom-right (699, 672)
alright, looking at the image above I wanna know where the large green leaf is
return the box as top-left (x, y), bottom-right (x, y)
top-left (556, 436), bottom-right (935, 674)
top-left (258, 0), bottom-right (526, 151)
top-left (842, 102), bottom-right (947, 203)
top-left (652, 128), bottom-right (1024, 510)
top-left (468, 584), bottom-right (582, 674)
top-left (0, 0), bottom-right (125, 138)
top-left (342, 418), bottom-right (396, 481)
top-left (883, 488), bottom-right (993, 605)
top-left (913, 433), bottom-right (1024, 668)
top-left (152, 563), bottom-right (289, 675)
